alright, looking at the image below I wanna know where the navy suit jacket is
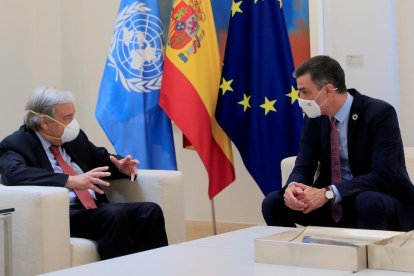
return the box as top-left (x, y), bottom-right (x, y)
top-left (0, 125), bottom-right (125, 188)
top-left (286, 89), bottom-right (414, 230)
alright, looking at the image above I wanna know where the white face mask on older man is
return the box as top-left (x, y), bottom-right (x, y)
top-left (56, 119), bottom-right (80, 143)
top-left (29, 110), bottom-right (80, 143)
top-left (298, 86), bottom-right (334, 118)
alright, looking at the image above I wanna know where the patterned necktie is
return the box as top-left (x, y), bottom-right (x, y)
top-left (50, 145), bottom-right (97, 209)
top-left (330, 117), bottom-right (343, 222)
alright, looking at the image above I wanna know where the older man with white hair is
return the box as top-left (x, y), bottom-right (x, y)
top-left (0, 86), bottom-right (168, 259)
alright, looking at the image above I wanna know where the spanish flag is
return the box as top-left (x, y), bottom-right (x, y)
top-left (160, 0), bottom-right (235, 199)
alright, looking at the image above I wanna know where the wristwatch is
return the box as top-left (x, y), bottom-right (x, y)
top-left (324, 186), bottom-right (334, 200)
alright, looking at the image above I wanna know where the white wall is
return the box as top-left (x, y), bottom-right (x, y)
top-left (396, 0), bottom-right (414, 147)
top-left (59, 0), bottom-right (120, 148)
top-left (1, 0), bottom-right (413, 226)
top-left (322, 0), bottom-right (400, 109)
top-left (0, 0), bottom-right (62, 136)
top-left (318, 0), bottom-right (414, 147)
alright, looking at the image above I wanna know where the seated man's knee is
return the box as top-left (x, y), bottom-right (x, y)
top-left (146, 202), bottom-right (163, 215)
top-left (354, 191), bottom-right (396, 230)
top-left (262, 191), bottom-right (284, 225)
top-left (140, 202), bottom-right (165, 223)
top-left (100, 206), bottom-right (128, 226)
top-left (354, 191), bottom-right (387, 212)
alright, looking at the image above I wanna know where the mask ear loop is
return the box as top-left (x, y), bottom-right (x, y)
top-left (29, 110), bottom-right (64, 141)
top-left (316, 85), bottom-right (339, 99)
top-left (28, 110), bottom-right (39, 115)
top-left (28, 110), bottom-right (67, 127)
top-left (314, 85), bottom-right (327, 102)
top-left (326, 87), bottom-right (339, 96)
top-left (316, 86), bottom-right (339, 107)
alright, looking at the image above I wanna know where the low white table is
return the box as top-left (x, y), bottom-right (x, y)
top-left (40, 226), bottom-right (359, 276)
top-left (40, 226), bottom-right (414, 275)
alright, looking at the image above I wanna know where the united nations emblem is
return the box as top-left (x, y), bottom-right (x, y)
top-left (108, 2), bottom-right (163, 93)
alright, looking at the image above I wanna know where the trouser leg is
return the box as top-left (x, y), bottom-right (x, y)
top-left (127, 202), bottom-right (168, 252)
top-left (70, 202), bottom-right (168, 260)
top-left (354, 191), bottom-right (398, 230)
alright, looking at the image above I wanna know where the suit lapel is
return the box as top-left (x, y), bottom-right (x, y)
top-left (347, 89), bottom-right (362, 165)
top-left (26, 127), bottom-right (55, 172)
top-left (63, 144), bottom-right (84, 171)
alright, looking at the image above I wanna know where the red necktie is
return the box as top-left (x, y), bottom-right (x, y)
top-left (330, 118), bottom-right (343, 222)
top-left (50, 145), bottom-right (97, 209)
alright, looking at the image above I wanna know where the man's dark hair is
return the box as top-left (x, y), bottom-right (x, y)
top-left (293, 55), bottom-right (347, 93)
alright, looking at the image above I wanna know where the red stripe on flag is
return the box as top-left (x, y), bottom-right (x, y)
top-left (160, 58), bottom-right (235, 198)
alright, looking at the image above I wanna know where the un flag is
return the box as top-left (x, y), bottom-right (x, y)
top-left (96, 0), bottom-right (176, 170)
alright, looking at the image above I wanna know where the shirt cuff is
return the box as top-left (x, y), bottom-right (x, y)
top-left (331, 185), bottom-right (342, 203)
top-left (287, 182), bottom-right (295, 187)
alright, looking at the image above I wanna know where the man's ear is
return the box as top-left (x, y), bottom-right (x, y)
top-left (38, 116), bottom-right (49, 131)
top-left (325, 84), bottom-right (336, 94)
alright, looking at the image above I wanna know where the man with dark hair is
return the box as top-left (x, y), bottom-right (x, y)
top-left (0, 86), bottom-right (168, 259)
top-left (262, 55), bottom-right (414, 231)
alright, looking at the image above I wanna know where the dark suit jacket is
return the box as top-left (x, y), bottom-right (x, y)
top-left (0, 125), bottom-right (125, 188)
top-left (286, 89), bottom-right (414, 230)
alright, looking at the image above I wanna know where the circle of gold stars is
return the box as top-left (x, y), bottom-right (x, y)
top-left (219, 78), bottom-right (299, 116)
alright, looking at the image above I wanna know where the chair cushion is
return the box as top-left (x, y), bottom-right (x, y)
top-left (70, 238), bottom-right (100, 267)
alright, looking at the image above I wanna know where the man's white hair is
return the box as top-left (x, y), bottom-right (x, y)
top-left (24, 86), bottom-right (75, 130)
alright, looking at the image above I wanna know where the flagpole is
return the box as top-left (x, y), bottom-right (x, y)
top-left (210, 199), bottom-right (217, 235)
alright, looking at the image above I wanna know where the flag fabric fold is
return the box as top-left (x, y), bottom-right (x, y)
top-left (160, 0), bottom-right (235, 199)
top-left (215, 0), bottom-right (303, 195)
top-left (96, 0), bottom-right (177, 170)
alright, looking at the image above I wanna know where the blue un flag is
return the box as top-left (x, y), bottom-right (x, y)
top-left (215, 0), bottom-right (303, 194)
top-left (96, 0), bottom-right (177, 170)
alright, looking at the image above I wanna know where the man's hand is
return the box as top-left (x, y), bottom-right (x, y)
top-left (284, 183), bottom-right (308, 211)
top-left (66, 166), bottom-right (111, 194)
top-left (299, 187), bottom-right (328, 214)
top-left (110, 155), bottom-right (139, 181)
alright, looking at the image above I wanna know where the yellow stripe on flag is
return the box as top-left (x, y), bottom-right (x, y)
top-left (161, 0), bottom-right (235, 198)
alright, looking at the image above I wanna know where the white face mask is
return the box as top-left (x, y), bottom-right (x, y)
top-left (298, 87), bottom-right (329, 118)
top-left (29, 110), bottom-right (80, 143)
top-left (59, 119), bottom-right (80, 143)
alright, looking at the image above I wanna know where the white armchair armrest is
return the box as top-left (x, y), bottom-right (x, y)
top-left (105, 170), bottom-right (185, 244)
top-left (281, 157), bottom-right (296, 187)
top-left (0, 185), bottom-right (71, 275)
top-left (405, 147), bottom-right (414, 179)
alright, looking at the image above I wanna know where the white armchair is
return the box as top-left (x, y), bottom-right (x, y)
top-left (0, 169), bottom-right (185, 276)
top-left (280, 147), bottom-right (414, 186)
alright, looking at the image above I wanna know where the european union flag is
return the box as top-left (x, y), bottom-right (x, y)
top-left (96, 0), bottom-right (177, 170)
top-left (215, 0), bottom-right (303, 195)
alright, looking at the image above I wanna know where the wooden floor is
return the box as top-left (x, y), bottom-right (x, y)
top-left (185, 220), bottom-right (256, 241)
